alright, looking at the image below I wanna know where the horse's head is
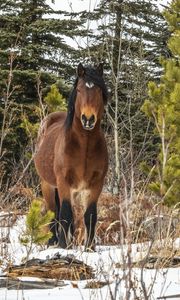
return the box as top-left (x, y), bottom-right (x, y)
top-left (74, 63), bottom-right (107, 131)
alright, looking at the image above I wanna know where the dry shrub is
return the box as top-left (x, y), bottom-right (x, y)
top-left (0, 182), bottom-right (34, 212)
top-left (7, 182), bottom-right (35, 211)
top-left (97, 193), bottom-right (121, 245)
top-left (129, 196), bottom-right (180, 242)
top-left (97, 193), bottom-right (180, 245)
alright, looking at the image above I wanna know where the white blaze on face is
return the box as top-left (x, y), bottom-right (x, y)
top-left (85, 82), bottom-right (94, 89)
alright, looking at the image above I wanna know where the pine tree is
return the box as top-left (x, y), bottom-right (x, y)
top-left (20, 199), bottom-right (54, 256)
top-left (87, 0), bottom-right (169, 79)
top-left (0, 0), bottom-right (85, 186)
top-left (44, 84), bottom-right (67, 112)
top-left (142, 0), bottom-right (180, 205)
top-left (84, 0), bottom-right (170, 192)
top-left (0, 0), bottom-right (85, 103)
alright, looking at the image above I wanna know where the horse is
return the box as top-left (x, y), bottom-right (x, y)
top-left (34, 63), bottom-right (108, 250)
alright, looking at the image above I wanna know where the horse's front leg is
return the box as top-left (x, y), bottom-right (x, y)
top-left (56, 178), bottom-right (74, 249)
top-left (84, 201), bottom-right (97, 251)
top-left (59, 198), bottom-right (74, 248)
top-left (84, 183), bottom-right (103, 251)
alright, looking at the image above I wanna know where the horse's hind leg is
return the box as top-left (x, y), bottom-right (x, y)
top-left (41, 180), bottom-right (59, 246)
top-left (49, 188), bottom-right (60, 246)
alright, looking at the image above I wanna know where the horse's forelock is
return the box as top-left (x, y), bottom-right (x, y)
top-left (83, 67), bottom-right (108, 104)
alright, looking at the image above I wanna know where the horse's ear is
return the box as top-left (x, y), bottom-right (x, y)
top-left (77, 63), bottom-right (85, 77)
top-left (96, 63), bottom-right (103, 76)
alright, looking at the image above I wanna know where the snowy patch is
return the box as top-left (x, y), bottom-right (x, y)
top-left (0, 214), bottom-right (180, 300)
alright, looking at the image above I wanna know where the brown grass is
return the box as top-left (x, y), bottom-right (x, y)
top-left (97, 192), bottom-right (180, 245)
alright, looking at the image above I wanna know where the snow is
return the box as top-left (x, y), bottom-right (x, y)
top-left (0, 214), bottom-right (180, 300)
top-left (0, 284), bottom-right (112, 300)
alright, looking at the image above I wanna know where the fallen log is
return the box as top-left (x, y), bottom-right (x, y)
top-left (5, 253), bottom-right (94, 281)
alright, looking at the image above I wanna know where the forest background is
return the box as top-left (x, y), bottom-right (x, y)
top-left (0, 0), bottom-right (180, 211)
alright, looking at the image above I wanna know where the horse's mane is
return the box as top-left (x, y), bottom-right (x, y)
top-left (65, 78), bottom-right (78, 129)
top-left (65, 66), bottom-right (108, 129)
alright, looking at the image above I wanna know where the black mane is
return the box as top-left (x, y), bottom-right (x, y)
top-left (65, 78), bottom-right (78, 129)
top-left (65, 66), bottom-right (108, 129)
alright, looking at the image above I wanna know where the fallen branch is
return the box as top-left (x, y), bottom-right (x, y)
top-left (0, 276), bottom-right (66, 290)
top-left (157, 294), bottom-right (180, 299)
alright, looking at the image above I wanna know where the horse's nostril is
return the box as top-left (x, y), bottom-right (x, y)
top-left (81, 114), bottom-right (86, 122)
top-left (81, 114), bottom-right (87, 127)
top-left (89, 115), bottom-right (95, 123)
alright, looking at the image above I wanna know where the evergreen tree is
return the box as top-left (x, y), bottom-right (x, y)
top-left (20, 199), bottom-right (54, 256)
top-left (0, 0), bottom-right (85, 103)
top-left (44, 84), bottom-right (67, 112)
top-left (0, 0), bottom-right (86, 185)
top-left (142, 0), bottom-right (180, 206)
top-left (82, 0), bottom-right (170, 191)
top-left (89, 0), bottom-right (169, 79)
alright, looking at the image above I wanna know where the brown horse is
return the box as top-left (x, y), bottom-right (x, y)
top-left (34, 63), bottom-right (108, 250)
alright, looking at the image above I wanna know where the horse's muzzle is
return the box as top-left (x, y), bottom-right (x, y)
top-left (81, 114), bottom-right (96, 130)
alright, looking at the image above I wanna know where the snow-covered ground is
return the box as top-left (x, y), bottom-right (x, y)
top-left (0, 215), bottom-right (180, 300)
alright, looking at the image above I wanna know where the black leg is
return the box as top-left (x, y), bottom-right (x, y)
top-left (48, 188), bottom-right (60, 246)
top-left (84, 202), bottom-right (97, 250)
top-left (58, 199), bottom-right (73, 249)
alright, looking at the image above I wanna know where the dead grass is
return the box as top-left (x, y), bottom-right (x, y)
top-left (97, 193), bottom-right (121, 245)
top-left (97, 192), bottom-right (180, 245)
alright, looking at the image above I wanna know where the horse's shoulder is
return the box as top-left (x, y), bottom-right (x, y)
top-left (36, 111), bottom-right (66, 146)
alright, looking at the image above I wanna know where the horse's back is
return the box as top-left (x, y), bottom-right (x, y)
top-left (34, 111), bottom-right (66, 186)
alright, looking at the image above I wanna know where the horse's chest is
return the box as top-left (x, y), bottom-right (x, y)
top-left (66, 147), bottom-right (97, 167)
top-left (64, 162), bottom-right (102, 188)
top-left (63, 135), bottom-right (107, 187)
